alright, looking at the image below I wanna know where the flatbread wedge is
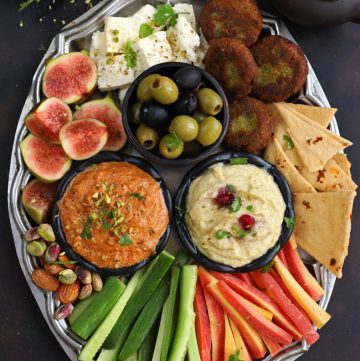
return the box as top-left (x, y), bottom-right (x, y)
top-left (332, 153), bottom-right (351, 177)
top-left (293, 191), bottom-right (356, 278)
top-left (282, 102), bottom-right (337, 129)
top-left (264, 137), bottom-right (316, 193)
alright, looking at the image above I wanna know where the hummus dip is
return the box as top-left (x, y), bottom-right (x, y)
top-left (58, 162), bottom-right (169, 269)
top-left (185, 163), bottom-right (286, 267)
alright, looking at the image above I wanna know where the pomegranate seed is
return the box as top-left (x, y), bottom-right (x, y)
top-left (214, 187), bottom-right (235, 207)
top-left (239, 214), bottom-right (255, 230)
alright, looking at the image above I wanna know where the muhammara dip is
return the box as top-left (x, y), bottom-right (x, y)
top-left (185, 162), bottom-right (286, 267)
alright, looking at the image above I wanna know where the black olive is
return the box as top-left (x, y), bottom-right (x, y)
top-left (173, 67), bottom-right (202, 91)
top-left (171, 92), bottom-right (198, 116)
top-left (140, 99), bottom-right (170, 127)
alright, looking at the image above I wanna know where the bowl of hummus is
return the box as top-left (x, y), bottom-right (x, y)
top-left (52, 152), bottom-right (171, 276)
top-left (174, 151), bottom-right (294, 272)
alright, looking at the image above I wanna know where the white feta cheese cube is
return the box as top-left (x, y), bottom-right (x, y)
top-left (97, 55), bottom-right (135, 91)
top-left (133, 5), bottom-right (156, 24)
top-left (133, 31), bottom-right (174, 73)
top-left (118, 87), bottom-right (129, 106)
top-left (167, 15), bottom-right (200, 63)
top-left (89, 31), bottom-right (106, 65)
top-left (173, 3), bottom-right (197, 30)
top-left (104, 17), bottom-right (140, 53)
top-left (195, 30), bottom-right (210, 68)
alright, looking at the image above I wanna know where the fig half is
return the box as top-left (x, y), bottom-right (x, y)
top-left (25, 97), bottom-right (72, 144)
top-left (59, 119), bottom-right (108, 161)
top-left (20, 134), bottom-right (72, 182)
top-left (42, 52), bottom-right (97, 104)
top-left (73, 96), bottom-right (127, 151)
top-left (21, 179), bottom-right (58, 224)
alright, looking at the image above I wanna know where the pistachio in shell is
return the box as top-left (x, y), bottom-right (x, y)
top-left (91, 272), bottom-right (103, 292)
top-left (26, 241), bottom-right (46, 257)
top-left (23, 227), bottom-right (40, 242)
top-left (58, 269), bottom-right (77, 284)
top-left (45, 242), bottom-right (61, 264)
top-left (75, 266), bottom-right (92, 284)
top-left (78, 284), bottom-right (93, 300)
top-left (54, 303), bottom-right (74, 320)
top-left (38, 223), bottom-right (56, 243)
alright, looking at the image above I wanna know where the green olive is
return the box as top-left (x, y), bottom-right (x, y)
top-left (169, 115), bottom-right (199, 142)
top-left (129, 102), bottom-right (141, 124)
top-left (150, 76), bottom-right (179, 105)
top-left (159, 134), bottom-right (184, 159)
top-left (192, 110), bottom-right (207, 123)
top-left (136, 74), bottom-right (161, 103)
top-left (182, 140), bottom-right (203, 157)
top-left (136, 123), bottom-right (159, 150)
top-left (197, 116), bottom-right (223, 146)
top-left (196, 88), bottom-right (223, 115)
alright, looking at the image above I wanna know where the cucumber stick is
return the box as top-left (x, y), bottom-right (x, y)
top-left (167, 265), bottom-right (198, 361)
top-left (152, 266), bottom-right (180, 361)
top-left (97, 348), bottom-right (118, 361)
top-left (68, 294), bottom-right (94, 327)
top-left (124, 352), bottom-right (138, 361)
top-left (71, 277), bottom-right (125, 340)
top-left (187, 324), bottom-right (201, 361)
top-left (137, 316), bottom-right (158, 361)
top-left (104, 251), bottom-right (175, 349)
top-left (78, 269), bottom-right (145, 361)
top-left (119, 275), bottom-right (170, 360)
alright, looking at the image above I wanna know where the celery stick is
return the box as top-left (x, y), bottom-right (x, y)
top-left (167, 265), bottom-right (198, 361)
top-left (187, 324), bottom-right (201, 361)
top-left (78, 269), bottom-right (145, 361)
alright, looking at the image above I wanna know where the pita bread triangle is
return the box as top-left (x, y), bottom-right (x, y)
top-left (332, 153), bottom-right (351, 177)
top-left (282, 102), bottom-right (337, 128)
top-left (264, 137), bottom-right (316, 193)
top-left (274, 103), bottom-right (352, 172)
top-left (300, 158), bottom-right (357, 192)
top-left (293, 191), bottom-right (356, 278)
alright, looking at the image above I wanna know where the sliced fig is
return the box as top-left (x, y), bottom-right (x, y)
top-left (20, 134), bottom-right (72, 182)
top-left (73, 96), bottom-right (127, 151)
top-left (59, 119), bottom-right (108, 160)
top-left (42, 52), bottom-right (97, 104)
top-left (21, 179), bottom-right (58, 224)
top-left (24, 97), bottom-right (72, 144)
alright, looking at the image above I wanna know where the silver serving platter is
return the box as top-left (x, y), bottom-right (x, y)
top-left (7, 1), bottom-right (337, 360)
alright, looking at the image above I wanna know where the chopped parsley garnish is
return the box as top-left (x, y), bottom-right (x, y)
top-left (226, 184), bottom-right (235, 193)
top-left (130, 192), bottom-right (145, 200)
top-left (53, 260), bottom-right (77, 265)
top-left (215, 230), bottom-right (232, 240)
top-left (246, 204), bottom-right (254, 213)
top-left (228, 351), bottom-right (243, 361)
top-left (261, 259), bottom-right (276, 273)
top-left (119, 233), bottom-right (133, 246)
top-left (233, 227), bottom-right (248, 238)
top-left (154, 4), bottom-right (178, 27)
top-left (166, 133), bottom-right (183, 151)
top-left (284, 216), bottom-right (295, 229)
top-left (230, 196), bottom-right (242, 213)
top-left (230, 157), bottom-right (248, 165)
top-left (123, 40), bottom-right (136, 69)
top-left (107, 210), bottom-right (115, 219)
top-left (283, 134), bottom-right (294, 150)
top-left (80, 216), bottom-right (93, 239)
top-left (139, 23), bottom-right (153, 38)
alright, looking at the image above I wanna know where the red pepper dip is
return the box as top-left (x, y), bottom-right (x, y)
top-left (58, 162), bottom-right (169, 268)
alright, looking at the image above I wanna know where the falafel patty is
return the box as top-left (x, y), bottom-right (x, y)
top-left (224, 96), bottom-right (273, 153)
top-left (199, 0), bottom-right (263, 47)
top-left (250, 35), bottom-right (308, 102)
top-left (204, 38), bottom-right (259, 100)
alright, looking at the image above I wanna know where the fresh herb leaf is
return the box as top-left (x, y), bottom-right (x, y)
top-left (215, 230), bottom-right (232, 240)
top-left (154, 4), bottom-right (178, 27)
top-left (119, 233), bottom-right (133, 246)
top-left (261, 260), bottom-right (276, 273)
top-left (226, 184), bottom-right (235, 193)
top-left (246, 205), bottom-right (254, 213)
top-left (166, 133), bottom-right (183, 151)
top-left (53, 260), bottom-right (77, 265)
top-left (228, 351), bottom-right (243, 361)
top-left (233, 227), bottom-right (248, 238)
top-left (130, 192), bottom-right (144, 200)
top-left (80, 216), bottom-right (93, 239)
top-left (139, 23), bottom-right (153, 38)
top-left (122, 40), bottom-right (136, 69)
top-left (283, 134), bottom-right (294, 150)
top-left (101, 222), bottom-right (111, 230)
top-left (230, 197), bottom-right (242, 213)
top-left (230, 157), bottom-right (248, 165)
top-left (107, 210), bottom-right (115, 219)
top-left (284, 216), bottom-right (295, 229)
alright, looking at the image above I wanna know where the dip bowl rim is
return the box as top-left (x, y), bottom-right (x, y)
top-left (174, 150), bottom-right (294, 273)
top-left (122, 61), bottom-right (229, 167)
top-left (51, 151), bottom-right (172, 276)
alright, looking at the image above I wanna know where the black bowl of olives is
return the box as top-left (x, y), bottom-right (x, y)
top-left (122, 62), bottom-right (229, 167)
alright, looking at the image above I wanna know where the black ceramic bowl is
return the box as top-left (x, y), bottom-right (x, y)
top-left (174, 151), bottom-right (294, 273)
top-left (122, 62), bottom-right (229, 167)
top-left (51, 152), bottom-right (172, 276)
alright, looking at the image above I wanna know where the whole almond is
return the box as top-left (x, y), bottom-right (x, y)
top-left (43, 263), bottom-right (65, 275)
top-left (57, 280), bottom-right (81, 304)
top-left (32, 268), bottom-right (60, 292)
